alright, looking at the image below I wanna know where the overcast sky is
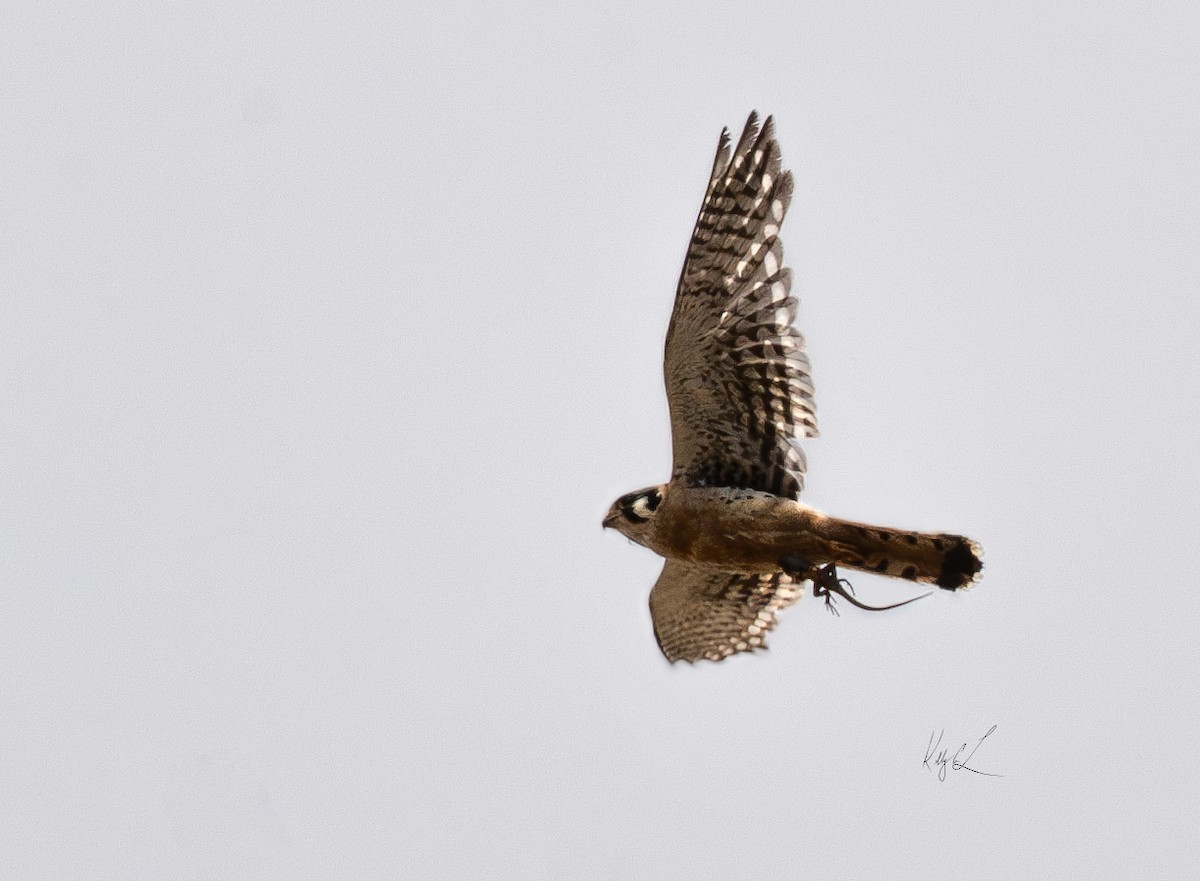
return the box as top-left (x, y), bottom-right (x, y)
top-left (3, 1), bottom-right (1198, 878)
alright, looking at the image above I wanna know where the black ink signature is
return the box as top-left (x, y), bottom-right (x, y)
top-left (923, 725), bottom-right (1001, 781)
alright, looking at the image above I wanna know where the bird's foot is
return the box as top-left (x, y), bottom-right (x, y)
top-left (780, 557), bottom-right (849, 615)
top-left (811, 565), bottom-right (853, 616)
top-left (810, 563), bottom-right (932, 615)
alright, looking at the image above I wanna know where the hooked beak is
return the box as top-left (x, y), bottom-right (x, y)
top-left (602, 511), bottom-right (619, 529)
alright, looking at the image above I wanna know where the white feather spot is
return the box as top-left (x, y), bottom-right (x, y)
top-left (772, 199), bottom-right (784, 221)
top-left (754, 149), bottom-right (763, 164)
top-left (761, 173), bottom-right (773, 191)
top-left (631, 496), bottom-right (656, 519)
top-left (771, 281), bottom-right (787, 301)
top-left (736, 260), bottom-right (748, 277)
top-left (764, 224), bottom-right (779, 239)
top-left (764, 250), bottom-right (778, 275)
top-left (750, 242), bottom-right (762, 257)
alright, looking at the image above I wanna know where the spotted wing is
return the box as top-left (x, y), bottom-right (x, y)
top-left (648, 560), bottom-right (805, 663)
top-left (664, 112), bottom-right (817, 499)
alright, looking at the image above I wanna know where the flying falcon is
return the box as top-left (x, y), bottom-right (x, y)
top-left (603, 112), bottom-right (983, 663)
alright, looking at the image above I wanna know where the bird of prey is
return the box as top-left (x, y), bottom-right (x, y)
top-left (603, 112), bottom-right (983, 663)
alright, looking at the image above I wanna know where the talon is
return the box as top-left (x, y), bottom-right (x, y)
top-left (811, 565), bottom-right (842, 616)
top-left (813, 565), bottom-right (931, 613)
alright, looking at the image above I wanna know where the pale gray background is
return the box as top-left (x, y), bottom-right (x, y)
top-left (3, 1), bottom-right (1197, 878)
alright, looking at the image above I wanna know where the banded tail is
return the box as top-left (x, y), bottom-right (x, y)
top-left (823, 517), bottom-right (983, 590)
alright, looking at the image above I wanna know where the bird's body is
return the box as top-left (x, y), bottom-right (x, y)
top-left (607, 484), bottom-right (981, 586)
top-left (604, 113), bottom-right (983, 663)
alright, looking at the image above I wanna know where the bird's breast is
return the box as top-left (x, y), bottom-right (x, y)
top-left (654, 487), bottom-right (820, 571)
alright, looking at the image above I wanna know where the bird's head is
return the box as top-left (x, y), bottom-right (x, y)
top-left (603, 485), bottom-right (666, 543)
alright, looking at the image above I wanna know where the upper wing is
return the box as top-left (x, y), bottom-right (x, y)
top-left (664, 113), bottom-right (817, 499)
top-left (648, 560), bottom-right (805, 663)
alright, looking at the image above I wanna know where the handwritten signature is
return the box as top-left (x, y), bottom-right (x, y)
top-left (923, 725), bottom-right (1001, 781)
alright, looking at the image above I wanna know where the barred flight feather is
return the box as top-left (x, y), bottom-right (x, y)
top-left (649, 560), bottom-right (805, 663)
top-left (666, 112), bottom-right (817, 499)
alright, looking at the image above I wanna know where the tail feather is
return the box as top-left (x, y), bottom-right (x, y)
top-left (825, 519), bottom-right (983, 590)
